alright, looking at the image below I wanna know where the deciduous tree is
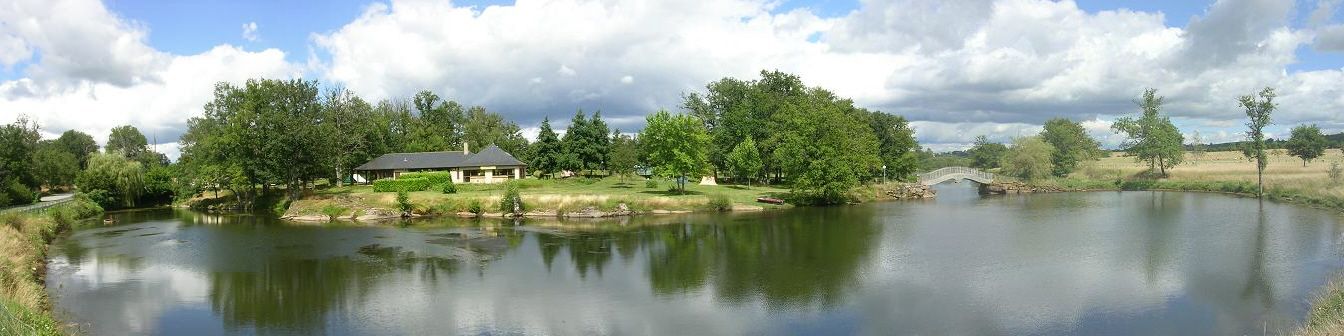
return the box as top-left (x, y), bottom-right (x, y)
top-left (1238, 87), bottom-right (1275, 197)
top-left (1112, 88), bottom-right (1184, 176)
top-left (1286, 124), bottom-right (1327, 167)
top-left (1000, 136), bottom-right (1055, 181)
top-left (640, 110), bottom-right (710, 193)
top-left (1040, 118), bottom-right (1102, 177)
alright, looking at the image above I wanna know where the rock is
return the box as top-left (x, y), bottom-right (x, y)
top-left (884, 183), bottom-right (937, 200)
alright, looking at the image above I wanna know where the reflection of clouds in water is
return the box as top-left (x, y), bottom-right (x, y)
top-left (50, 253), bottom-right (211, 335)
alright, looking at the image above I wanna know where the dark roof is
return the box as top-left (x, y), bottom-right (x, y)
top-left (461, 145), bottom-right (526, 167)
top-left (354, 145), bottom-right (525, 171)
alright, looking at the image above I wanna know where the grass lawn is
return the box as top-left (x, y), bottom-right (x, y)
top-left (1050, 149), bottom-right (1344, 203)
top-left (286, 176), bottom-right (793, 218)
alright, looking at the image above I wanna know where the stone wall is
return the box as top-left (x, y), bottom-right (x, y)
top-left (978, 181), bottom-right (1067, 195)
top-left (884, 183), bottom-right (937, 199)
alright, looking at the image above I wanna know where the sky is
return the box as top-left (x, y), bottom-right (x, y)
top-left (2, 0), bottom-right (1343, 160)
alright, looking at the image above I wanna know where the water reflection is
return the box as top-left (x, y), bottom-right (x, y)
top-left (45, 190), bottom-right (1344, 335)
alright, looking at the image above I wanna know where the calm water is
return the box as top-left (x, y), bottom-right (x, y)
top-left (46, 183), bottom-right (1344, 335)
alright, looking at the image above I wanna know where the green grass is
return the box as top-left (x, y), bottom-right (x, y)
top-left (0, 195), bottom-right (103, 336)
top-left (286, 177), bottom-right (791, 218)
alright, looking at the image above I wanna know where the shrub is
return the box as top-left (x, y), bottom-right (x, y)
top-left (645, 179), bottom-right (658, 189)
top-left (707, 194), bottom-right (732, 211)
top-left (272, 198), bottom-right (292, 213)
top-left (395, 190), bottom-right (412, 216)
top-left (399, 171), bottom-right (454, 186)
top-left (441, 180), bottom-right (457, 194)
top-left (4, 179), bottom-right (35, 207)
top-left (499, 184), bottom-right (524, 214)
top-left (467, 199), bottom-right (483, 216)
top-left (373, 177), bottom-right (432, 192)
top-left (1330, 162), bottom-right (1342, 185)
top-left (321, 204), bottom-right (349, 221)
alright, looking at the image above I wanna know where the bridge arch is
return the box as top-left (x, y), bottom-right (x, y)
top-left (918, 166), bottom-right (994, 185)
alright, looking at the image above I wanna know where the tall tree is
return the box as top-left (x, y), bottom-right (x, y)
top-left (106, 125), bottom-right (149, 159)
top-left (772, 89), bottom-right (881, 204)
top-left (33, 141), bottom-right (79, 189)
top-left (78, 151), bottom-right (144, 208)
top-left (640, 110), bottom-right (710, 193)
top-left (1000, 136), bottom-right (1055, 181)
top-left (868, 112), bottom-right (920, 181)
top-left (1286, 124), bottom-right (1327, 167)
top-left (462, 106), bottom-right (529, 157)
top-left (0, 116), bottom-right (41, 190)
top-left (1238, 87), bottom-right (1275, 197)
top-left (55, 130), bottom-right (99, 169)
top-left (561, 110), bottom-right (595, 175)
top-left (968, 135), bottom-right (1007, 169)
top-left (405, 90), bottom-right (465, 152)
top-left (530, 117), bottom-right (562, 178)
top-left (1040, 118), bottom-right (1102, 177)
top-left (725, 136), bottom-right (763, 185)
top-left (1112, 88), bottom-right (1184, 176)
top-left (320, 87), bottom-right (379, 185)
top-left (607, 130), bottom-right (639, 181)
top-left (588, 111), bottom-right (611, 171)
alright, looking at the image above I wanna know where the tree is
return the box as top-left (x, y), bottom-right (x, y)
top-left (78, 151), bottom-right (144, 209)
top-left (725, 136), bottom-right (763, 185)
top-left (1000, 136), bottom-right (1055, 181)
top-left (607, 131), bottom-right (639, 181)
top-left (107, 125), bottom-right (149, 159)
top-left (1189, 130), bottom-right (1207, 161)
top-left (530, 117), bottom-right (562, 178)
top-left (968, 136), bottom-right (1007, 169)
top-left (462, 106), bottom-right (529, 157)
top-left (868, 112), bottom-right (920, 181)
top-left (55, 130), bottom-right (99, 169)
top-left (1112, 88), bottom-right (1184, 176)
top-left (562, 110), bottom-right (603, 175)
top-left (640, 110), bottom-right (711, 193)
top-left (771, 89), bottom-right (882, 204)
top-left (1040, 118), bottom-right (1102, 177)
top-left (405, 90), bottom-right (465, 152)
top-left (0, 116), bottom-right (41, 193)
top-left (589, 111), bottom-right (611, 171)
top-left (33, 142), bottom-right (79, 189)
top-left (1238, 87), bottom-right (1275, 197)
top-left (1286, 124), bottom-right (1327, 166)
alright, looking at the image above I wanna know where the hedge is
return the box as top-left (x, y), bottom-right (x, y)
top-left (397, 172), bottom-right (453, 185)
top-left (373, 177), bottom-right (433, 192)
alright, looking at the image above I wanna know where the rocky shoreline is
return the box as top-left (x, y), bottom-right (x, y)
top-left (281, 202), bottom-right (766, 223)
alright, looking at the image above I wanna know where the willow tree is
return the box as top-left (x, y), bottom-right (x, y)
top-left (78, 151), bottom-right (144, 208)
top-left (1238, 87), bottom-right (1275, 197)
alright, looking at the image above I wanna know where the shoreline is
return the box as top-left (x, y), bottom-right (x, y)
top-left (1, 196), bottom-right (103, 336)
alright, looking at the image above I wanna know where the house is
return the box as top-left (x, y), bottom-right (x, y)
top-left (353, 143), bottom-right (527, 184)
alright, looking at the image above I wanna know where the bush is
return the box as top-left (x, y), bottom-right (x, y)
top-left (499, 184), bottom-right (524, 214)
top-left (467, 199), bottom-right (483, 216)
top-left (373, 177), bottom-right (433, 192)
top-left (398, 171), bottom-right (454, 186)
top-left (441, 180), bottom-right (457, 194)
top-left (645, 179), bottom-right (658, 189)
top-left (321, 204), bottom-right (349, 221)
top-left (707, 194), bottom-right (732, 211)
top-left (83, 189), bottom-right (114, 209)
top-left (395, 190), bottom-right (412, 216)
top-left (4, 179), bottom-right (35, 207)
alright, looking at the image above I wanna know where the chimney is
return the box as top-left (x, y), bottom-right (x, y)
top-left (463, 142), bottom-right (469, 154)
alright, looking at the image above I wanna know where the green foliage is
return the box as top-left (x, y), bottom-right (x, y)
top-left (560, 109), bottom-right (610, 174)
top-left (725, 136), bottom-right (763, 184)
top-left (645, 179), bottom-right (658, 189)
top-left (397, 171), bottom-right (453, 186)
top-left (1000, 136), bottom-right (1055, 181)
top-left (3, 179), bottom-right (35, 207)
top-left (530, 117), bottom-right (562, 177)
top-left (1286, 124), bottom-right (1327, 166)
top-left (640, 110), bottom-right (712, 193)
top-left (706, 194), bottom-right (732, 211)
top-left (441, 180), bottom-right (457, 194)
top-left (373, 177), bottom-right (432, 192)
top-left (404, 90), bottom-right (464, 152)
top-left (467, 199), bottom-right (483, 216)
top-left (499, 183), bottom-right (524, 214)
top-left (1112, 88), bottom-right (1184, 176)
top-left (106, 125), bottom-right (149, 160)
top-left (868, 112), bottom-right (920, 181)
top-left (1238, 87), bottom-right (1276, 196)
top-left (916, 149), bottom-right (973, 171)
top-left (55, 130), bottom-right (99, 169)
top-left (77, 152), bottom-right (144, 209)
top-left (32, 142), bottom-right (79, 188)
top-left (1040, 118), bottom-right (1102, 176)
top-left (968, 136), bottom-right (1007, 169)
top-left (462, 106), bottom-right (530, 159)
top-left (773, 91), bottom-right (882, 205)
top-left (0, 116), bottom-right (41, 192)
top-left (140, 164), bottom-right (176, 206)
top-left (607, 131), bottom-right (639, 179)
top-left (396, 190), bottom-right (412, 215)
top-left (320, 204), bottom-right (349, 221)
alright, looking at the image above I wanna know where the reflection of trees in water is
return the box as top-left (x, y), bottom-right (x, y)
top-left (206, 244), bottom-right (473, 332)
top-left (536, 208), bottom-right (881, 309)
top-left (1241, 200), bottom-right (1273, 309)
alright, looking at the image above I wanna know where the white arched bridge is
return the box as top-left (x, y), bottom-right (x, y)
top-left (918, 166), bottom-right (995, 185)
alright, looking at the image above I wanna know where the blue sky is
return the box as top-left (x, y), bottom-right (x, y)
top-left (2, 0), bottom-right (1343, 157)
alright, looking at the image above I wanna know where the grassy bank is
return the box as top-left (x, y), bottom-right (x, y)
top-left (0, 195), bottom-right (103, 335)
top-left (283, 177), bottom-right (791, 219)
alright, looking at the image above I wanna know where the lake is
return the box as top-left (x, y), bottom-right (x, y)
top-left (45, 183), bottom-right (1344, 335)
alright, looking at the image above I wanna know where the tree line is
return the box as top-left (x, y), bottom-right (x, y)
top-left (0, 117), bottom-right (173, 208)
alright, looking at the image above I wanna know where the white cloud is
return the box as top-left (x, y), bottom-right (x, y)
top-left (242, 21), bottom-right (259, 42)
top-left (0, 0), bottom-right (301, 161)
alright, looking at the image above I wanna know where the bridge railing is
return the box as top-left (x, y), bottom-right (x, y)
top-left (918, 166), bottom-right (994, 184)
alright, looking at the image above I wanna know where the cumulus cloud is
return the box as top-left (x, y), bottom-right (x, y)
top-left (0, 0), bottom-right (301, 160)
top-left (310, 0), bottom-right (1344, 150)
top-left (242, 22), bottom-right (259, 42)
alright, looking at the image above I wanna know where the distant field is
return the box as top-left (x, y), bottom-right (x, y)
top-left (1082, 149), bottom-right (1344, 200)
